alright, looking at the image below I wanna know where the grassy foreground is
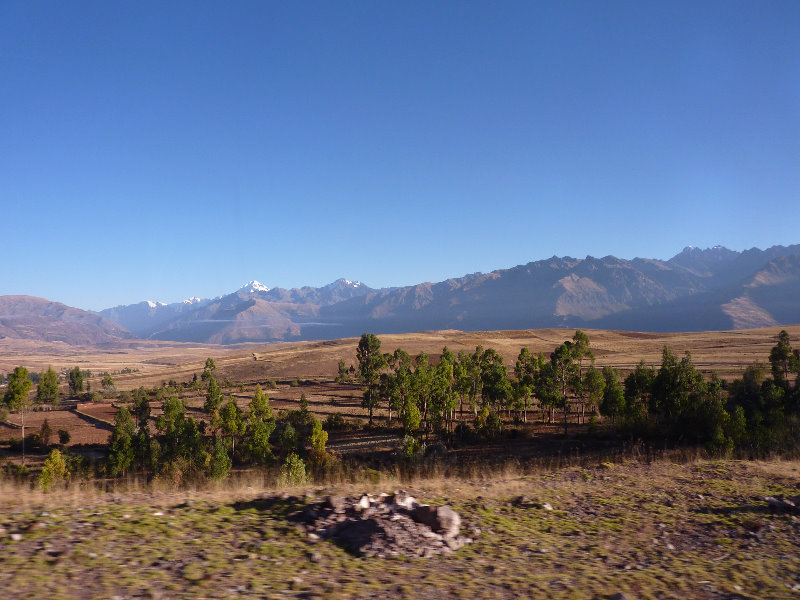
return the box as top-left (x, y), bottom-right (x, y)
top-left (1, 459), bottom-right (799, 599)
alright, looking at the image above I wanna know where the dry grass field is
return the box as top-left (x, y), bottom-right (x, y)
top-left (3, 324), bottom-right (798, 390)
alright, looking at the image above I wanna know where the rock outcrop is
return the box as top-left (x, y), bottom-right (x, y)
top-left (290, 492), bottom-right (471, 558)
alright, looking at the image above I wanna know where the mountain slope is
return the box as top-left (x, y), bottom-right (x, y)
top-left (91, 244), bottom-right (800, 344)
top-left (0, 296), bottom-right (132, 345)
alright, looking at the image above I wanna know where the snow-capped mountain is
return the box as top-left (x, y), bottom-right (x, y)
top-left (93, 246), bottom-right (800, 345)
top-left (98, 278), bottom-right (374, 341)
top-left (237, 280), bottom-right (270, 295)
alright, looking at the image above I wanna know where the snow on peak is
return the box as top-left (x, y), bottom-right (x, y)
top-left (183, 296), bottom-right (202, 304)
top-left (146, 300), bottom-right (157, 308)
top-left (326, 278), bottom-right (364, 289)
top-left (239, 280), bottom-right (270, 293)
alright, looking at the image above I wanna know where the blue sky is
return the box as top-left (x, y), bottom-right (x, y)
top-left (2, 1), bottom-right (799, 310)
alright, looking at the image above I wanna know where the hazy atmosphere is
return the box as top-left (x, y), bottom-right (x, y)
top-left (3, 2), bottom-right (800, 310)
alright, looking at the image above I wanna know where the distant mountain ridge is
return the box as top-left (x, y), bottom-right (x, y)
top-left (93, 244), bottom-right (800, 344)
top-left (98, 278), bottom-right (375, 344)
top-left (3, 245), bottom-right (799, 346)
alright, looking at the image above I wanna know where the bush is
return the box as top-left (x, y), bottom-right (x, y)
top-left (58, 429), bottom-right (71, 445)
top-left (477, 411), bottom-right (501, 439)
top-left (400, 435), bottom-right (425, 463)
top-left (325, 413), bottom-right (347, 430)
top-left (278, 452), bottom-right (308, 487)
top-left (3, 463), bottom-right (29, 480)
top-left (38, 449), bottom-right (69, 491)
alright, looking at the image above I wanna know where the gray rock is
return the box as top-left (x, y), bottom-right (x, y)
top-left (435, 505), bottom-right (461, 539)
top-left (392, 490), bottom-right (417, 509)
top-left (325, 495), bottom-right (346, 512)
top-left (410, 504), bottom-right (460, 539)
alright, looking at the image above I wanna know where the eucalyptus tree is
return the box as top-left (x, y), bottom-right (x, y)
top-left (412, 352), bottom-right (433, 436)
top-left (204, 376), bottom-right (224, 434)
top-left (132, 387), bottom-right (153, 469)
top-left (247, 385), bottom-right (276, 464)
top-left (101, 372), bottom-right (115, 391)
top-left (37, 366), bottom-right (60, 405)
top-left (68, 367), bottom-right (84, 396)
top-left (600, 366), bottom-right (625, 422)
top-left (651, 348), bottom-right (704, 424)
top-left (514, 347), bottom-right (541, 422)
top-left (4, 367), bottom-right (33, 465)
top-left (384, 348), bottom-right (412, 423)
top-left (357, 333), bottom-right (387, 426)
top-left (108, 406), bottom-right (136, 476)
top-left (220, 396), bottom-right (246, 456)
top-left (624, 360), bottom-right (656, 423)
top-left (201, 357), bottom-right (216, 381)
top-left (468, 346), bottom-right (484, 415)
top-left (551, 341), bottom-right (578, 434)
top-left (537, 360), bottom-right (560, 424)
top-left (480, 348), bottom-right (511, 417)
top-left (453, 351), bottom-right (473, 426)
top-left (430, 347), bottom-right (457, 434)
top-left (581, 365), bottom-right (606, 423)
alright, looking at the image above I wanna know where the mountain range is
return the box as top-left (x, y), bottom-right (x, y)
top-left (2, 245), bottom-right (799, 346)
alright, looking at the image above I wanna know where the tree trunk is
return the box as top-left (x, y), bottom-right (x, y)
top-left (21, 406), bottom-right (26, 467)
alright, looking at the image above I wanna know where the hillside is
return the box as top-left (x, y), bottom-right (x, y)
top-left (0, 296), bottom-right (132, 346)
top-left (97, 245), bottom-right (800, 344)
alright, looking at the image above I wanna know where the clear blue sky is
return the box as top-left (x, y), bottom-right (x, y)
top-left (2, 1), bottom-right (799, 310)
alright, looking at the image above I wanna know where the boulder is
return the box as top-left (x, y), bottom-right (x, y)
top-left (410, 504), bottom-right (460, 539)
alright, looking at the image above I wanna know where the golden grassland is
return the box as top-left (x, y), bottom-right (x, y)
top-left (3, 324), bottom-right (798, 392)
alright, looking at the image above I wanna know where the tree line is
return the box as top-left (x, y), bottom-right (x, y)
top-left (352, 330), bottom-right (604, 439)
top-left (351, 330), bottom-right (800, 454)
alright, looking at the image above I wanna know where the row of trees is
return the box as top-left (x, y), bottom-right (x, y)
top-left (354, 331), bottom-right (602, 438)
top-left (594, 330), bottom-right (800, 452)
top-left (352, 330), bottom-right (800, 453)
top-left (1, 366), bottom-right (115, 409)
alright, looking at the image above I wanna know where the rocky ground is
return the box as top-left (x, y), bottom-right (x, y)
top-left (1, 459), bottom-right (799, 599)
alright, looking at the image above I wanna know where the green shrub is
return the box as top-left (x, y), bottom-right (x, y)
top-left (278, 452), bottom-right (307, 487)
top-left (38, 449), bottom-right (69, 491)
top-left (401, 435), bottom-right (425, 463)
